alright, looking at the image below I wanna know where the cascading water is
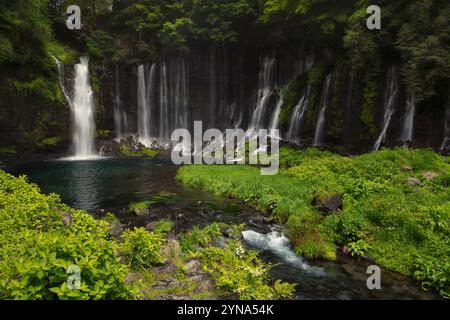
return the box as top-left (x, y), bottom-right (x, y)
top-left (50, 54), bottom-right (73, 108)
top-left (373, 66), bottom-right (399, 151)
top-left (114, 65), bottom-right (128, 140)
top-left (69, 57), bottom-right (97, 159)
top-left (400, 93), bottom-right (416, 143)
top-left (137, 64), bottom-right (152, 146)
top-left (288, 87), bottom-right (310, 142)
top-left (242, 230), bottom-right (324, 276)
top-left (313, 74), bottom-right (332, 146)
top-left (249, 57), bottom-right (276, 130)
top-left (269, 93), bottom-right (283, 131)
top-left (159, 63), bottom-right (169, 144)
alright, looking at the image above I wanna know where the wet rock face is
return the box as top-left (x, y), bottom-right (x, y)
top-left (312, 193), bottom-right (343, 214)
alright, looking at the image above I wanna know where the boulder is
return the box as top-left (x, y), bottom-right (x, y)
top-left (401, 165), bottom-right (413, 172)
top-left (405, 177), bottom-right (421, 186)
top-left (145, 221), bottom-right (158, 231)
top-left (422, 171), bottom-right (438, 180)
top-left (133, 207), bottom-right (150, 216)
top-left (109, 221), bottom-right (124, 237)
top-left (312, 193), bottom-right (343, 214)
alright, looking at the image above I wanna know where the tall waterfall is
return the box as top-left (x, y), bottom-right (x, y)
top-left (137, 64), bottom-right (153, 146)
top-left (114, 65), bottom-right (128, 140)
top-left (442, 102), bottom-right (450, 150)
top-left (269, 93), bottom-right (283, 131)
top-left (400, 93), bottom-right (416, 143)
top-left (159, 63), bottom-right (169, 143)
top-left (373, 66), bottom-right (399, 151)
top-left (249, 57), bottom-right (276, 130)
top-left (313, 74), bottom-right (332, 146)
top-left (70, 57), bottom-right (97, 159)
top-left (288, 87), bottom-right (310, 142)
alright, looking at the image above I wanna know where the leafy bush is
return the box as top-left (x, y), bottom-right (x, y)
top-left (120, 227), bottom-right (165, 270)
top-left (0, 170), bottom-right (134, 299)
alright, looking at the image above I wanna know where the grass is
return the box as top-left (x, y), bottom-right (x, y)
top-left (177, 147), bottom-right (450, 298)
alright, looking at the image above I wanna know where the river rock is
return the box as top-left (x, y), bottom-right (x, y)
top-left (133, 207), bottom-right (150, 216)
top-left (405, 177), bottom-right (421, 186)
top-left (156, 260), bottom-right (178, 274)
top-left (184, 258), bottom-right (202, 275)
top-left (109, 221), bottom-right (124, 237)
top-left (312, 193), bottom-right (343, 214)
top-left (145, 221), bottom-right (158, 231)
top-left (422, 171), bottom-right (438, 180)
top-left (401, 165), bottom-right (413, 172)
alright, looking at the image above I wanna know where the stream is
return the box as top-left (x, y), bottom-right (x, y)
top-left (11, 157), bottom-right (438, 300)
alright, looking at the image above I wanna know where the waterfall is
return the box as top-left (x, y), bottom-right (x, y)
top-left (269, 93), bottom-right (283, 130)
top-left (69, 57), bottom-right (97, 159)
top-left (373, 66), bottom-right (399, 151)
top-left (249, 57), bottom-right (276, 130)
top-left (137, 64), bottom-right (151, 146)
top-left (313, 74), bottom-right (332, 146)
top-left (159, 63), bottom-right (169, 143)
top-left (113, 65), bottom-right (126, 140)
top-left (400, 93), bottom-right (416, 143)
top-left (442, 101), bottom-right (450, 150)
top-left (50, 54), bottom-right (73, 108)
top-left (173, 56), bottom-right (188, 130)
top-left (288, 87), bottom-right (310, 142)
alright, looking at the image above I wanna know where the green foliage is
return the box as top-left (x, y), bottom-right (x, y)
top-left (179, 223), bottom-right (223, 252)
top-left (200, 239), bottom-right (275, 300)
top-left (120, 227), bottom-right (165, 270)
top-left (178, 147), bottom-right (450, 297)
top-left (272, 279), bottom-right (296, 300)
top-left (120, 144), bottom-right (159, 157)
top-left (154, 219), bottom-right (174, 234)
top-left (348, 239), bottom-right (371, 257)
top-left (0, 170), bottom-right (134, 299)
top-left (279, 76), bottom-right (305, 127)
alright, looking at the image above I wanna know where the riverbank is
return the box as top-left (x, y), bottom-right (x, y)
top-left (177, 147), bottom-right (450, 298)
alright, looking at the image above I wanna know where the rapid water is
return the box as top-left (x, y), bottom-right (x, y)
top-left (373, 66), bottom-right (399, 151)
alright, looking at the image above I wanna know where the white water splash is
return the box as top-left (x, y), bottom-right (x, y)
top-left (242, 230), bottom-right (325, 276)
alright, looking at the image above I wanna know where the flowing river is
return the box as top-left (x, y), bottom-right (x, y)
top-left (11, 158), bottom-right (437, 300)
